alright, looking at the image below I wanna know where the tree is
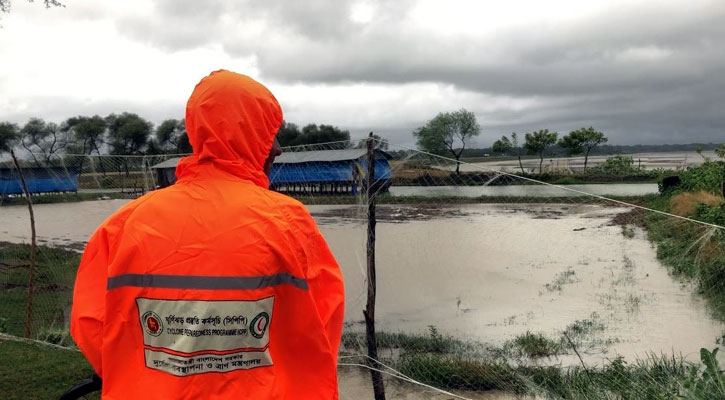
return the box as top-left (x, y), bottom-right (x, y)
top-left (105, 113), bottom-right (152, 155)
top-left (558, 127), bottom-right (608, 172)
top-left (276, 121), bottom-right (351, 149)
top-left (492, 132), bottom-right (525, 174)
top-left (277, 120), bottom-right (301, 147)
top-left (64, 115), bottom-right (107, 156)
top-left (714, 144), bottom-right (725, 159)
top-left (62, 115), bottom-right (108, 176)
top-left (20, 117), bottom-right (69, 165)
top-left (524, 129), bottom-right (558, 174)
top-left (301, 124), bottom-right (351, 148)
top-left (413, 108), bottom-right (481, 174)
top-left (0, 122), bottom-right (19, 153)
top-left (153, 119), bottom-right (191, 154)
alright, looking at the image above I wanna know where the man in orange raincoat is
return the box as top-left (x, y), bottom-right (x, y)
top-left (71, 70), bottom-right (345, 399)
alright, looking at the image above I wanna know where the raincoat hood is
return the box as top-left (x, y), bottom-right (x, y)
top-left (176, 70), bottom-right (283, 188)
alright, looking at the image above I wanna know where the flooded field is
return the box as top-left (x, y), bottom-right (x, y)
top-left (1, 199), bottom-right (722, 368)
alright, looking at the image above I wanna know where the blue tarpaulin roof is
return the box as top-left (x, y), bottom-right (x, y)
top-left (149, 149), bottom-right (392, 186)
top-left (0, 167), bottom-right (78, 195)
top-left (270, 159), bottom-right (390, 184)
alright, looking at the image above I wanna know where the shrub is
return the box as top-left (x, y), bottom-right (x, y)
top-left (590, 155), bottom-right (636, 175)
top-left (678, 161), bottom-right (725, 194)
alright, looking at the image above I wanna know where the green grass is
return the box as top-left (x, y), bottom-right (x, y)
top-left (391, 350), bottom-right (695, 399)
top-left (0, 242), bottom-right (81, 338)
top-left (0, 338), bottom-right (98, 400)
top-left (507, 331), bottom-right (565, 358)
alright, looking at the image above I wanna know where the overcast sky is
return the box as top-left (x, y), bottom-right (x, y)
top-left (1, 0), bottom-right (724, 147)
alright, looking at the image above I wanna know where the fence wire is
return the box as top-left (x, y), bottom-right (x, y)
top-left (1, 142), bottom-right (724, 399)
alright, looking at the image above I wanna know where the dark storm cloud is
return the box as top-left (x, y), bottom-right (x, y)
top-left (110, 0), bottom-right (725, 144)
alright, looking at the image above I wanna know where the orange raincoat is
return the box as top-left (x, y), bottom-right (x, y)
top-left (71, 70), bottom-right (345, 399)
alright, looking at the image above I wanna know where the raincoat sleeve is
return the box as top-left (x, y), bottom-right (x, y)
top-left (289, 204), bottom-right (345, 359)
top-left (304, 226), bottom-right (345, 358)
top-left (70, 227), bottom-right (111, 376)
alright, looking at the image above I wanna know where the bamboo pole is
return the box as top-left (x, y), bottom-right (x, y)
top-left (364, 132), bottom-right (385, 400)
top-left (10, 150), bottom-right (37, 338)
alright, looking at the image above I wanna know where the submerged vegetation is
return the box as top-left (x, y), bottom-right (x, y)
top-left (342, 327), bottom-right (724, 399)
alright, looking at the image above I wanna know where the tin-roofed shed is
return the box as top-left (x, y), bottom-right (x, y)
top-left (150, 149), bottom-right (392, 195)
top-left (270, 149), bottom-right (391, 195)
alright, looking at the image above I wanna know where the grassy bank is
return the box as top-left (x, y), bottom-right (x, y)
top-left (0, 337), bottom-right (97, 400)
top-left (634, 195), bottom-right (725, 320)
top-left (0, 242), bottom-right (81, 339)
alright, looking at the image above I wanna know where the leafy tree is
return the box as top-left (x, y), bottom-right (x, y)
top-left (524, 129), bottom-right (558, 174)
top-left (492, 132), bottom-right (525, 174)
top-left (153, 119), bottom-right (191, 154)
top-left (62, 115), bottom-right (108, 175)
top-left (20, 117), bottom-right (69, 165)
top-left (413, 108), bottom-right (481, 174)
top-left (715, 144), bottom-right (725, 159)
top-left (63, 115), bottom-right (106, 156)
top-left (0, 122), bottom-right (19, 153)
top-left (105, 113), bottom-right (152, 155)
top-left (558, 127), bottom-right (608, 171)
top-left (301, 124), bottom-right (351, 148)
top-left (277, 121), bottom-right (351, 149)
top-left (277, 120), bottom-right (301, 147)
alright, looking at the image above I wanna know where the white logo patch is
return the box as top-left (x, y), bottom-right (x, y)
top-left (136, 297), bottom-right (274, 375)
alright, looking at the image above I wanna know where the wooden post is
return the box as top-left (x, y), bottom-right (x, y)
top-left (10, 150), bottom-right (37, 338)
top-left (364, 132), bottom-right (385, 400)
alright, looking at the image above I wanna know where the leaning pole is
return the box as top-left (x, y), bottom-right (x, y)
top-left (364, 132), bottom-right (386, 400)
top-left (10, 150), bottom-right (37, 338)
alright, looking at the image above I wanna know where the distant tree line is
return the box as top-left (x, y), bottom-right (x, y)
top-left (0, 115), bottom-right (363, 163)
top-left (462, 142), bottom-right (725, 159)
top-left (0, 114), bottom-right (191, 165)
top-left (411, 108), bottom-right (725, 175)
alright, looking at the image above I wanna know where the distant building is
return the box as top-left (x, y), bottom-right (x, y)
top-left (0, 167), bottom-right (78, 195)
top-left (270, 149), bottom-right (391, 195)
top-left (150, 157), bottom-right (182, 189)
top-left (150, 149), bottom-right (392, 195)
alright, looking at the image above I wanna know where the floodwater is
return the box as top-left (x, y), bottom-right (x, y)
top-left (1, 200), bottom-right (723, 368)
top-left (390, 183), bottom-right (659, 198)
top-left (314, 203), bottom-right (724, 366)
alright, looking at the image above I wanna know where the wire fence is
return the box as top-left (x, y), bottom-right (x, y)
top-left (1, 141), bottom-right (725, 399)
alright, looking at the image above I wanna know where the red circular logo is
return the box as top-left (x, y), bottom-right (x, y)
top-left (146, 317), bottom-right (160, 333)
top-left (142, 311), bottom-right (163, 337)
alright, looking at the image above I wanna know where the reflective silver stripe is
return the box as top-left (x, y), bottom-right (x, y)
top-left (107, 273), bottom-right (308, 291)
